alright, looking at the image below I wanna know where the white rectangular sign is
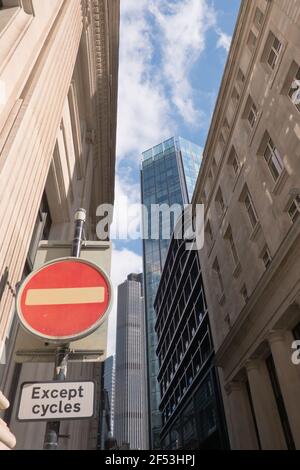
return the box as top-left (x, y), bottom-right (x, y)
top-left (17, 381), bottom-right (95, 421)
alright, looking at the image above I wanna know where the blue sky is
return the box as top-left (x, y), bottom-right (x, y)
top-left (107, 0), bottom-right (241, 355)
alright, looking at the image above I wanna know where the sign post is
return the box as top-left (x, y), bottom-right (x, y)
top-left (45, 208), bottom-right (86, 450)
top-left (16, 209), bottom-right (113, 450)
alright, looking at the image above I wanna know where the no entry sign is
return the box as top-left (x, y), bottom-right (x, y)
top-left (16, 258), bottom-right (112, 342)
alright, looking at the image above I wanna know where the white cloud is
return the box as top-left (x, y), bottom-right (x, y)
top-left (216, 30), bottom-right (232, 53)
top-left (150, 0), bottom-right (216, 125)
top-left (107, 247), bottom-right (143, 355)
top-left (117, 0), bottom-right (173, 160)
top-left (110, 174), bottom-right (141, 241)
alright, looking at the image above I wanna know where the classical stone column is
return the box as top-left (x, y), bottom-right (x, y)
top-left (246, 359), bottom-right (286, 449)
top-left (268, 330), bottom-right (300, 448)
top-left (225, 381), bottom-right (258, 449)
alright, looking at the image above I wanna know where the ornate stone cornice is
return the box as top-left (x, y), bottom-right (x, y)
top-left (88, 0), bottom-right (119, 212)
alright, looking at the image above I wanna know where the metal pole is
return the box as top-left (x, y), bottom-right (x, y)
top-left (43, 346), bottom-right (69, 450)
top-left (43, 208), bottom-right (86, 450)
top-left (71, 208), bottom-right (86, 257)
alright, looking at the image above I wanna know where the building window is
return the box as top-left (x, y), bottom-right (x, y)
top-left (288, 65), bottom-right (300, 112)
top-left (231, 87), bottom-right (240, 104)
top-left (215, 187), bottom-right (226, 218)
top-left (261, 246), bottom-right (272, 268)
top-left (244, 191), bottom-right (258, 228)
top-left (262, 31), bottom-right (282, 71)
top-left (228, 146), bottom-right (240, 176)
top-left (254, 7), bottom-right (264, 28)
top-left (205, 220), bottom-right (213, 246)
top-left (232, 155), bottom-right (239, 175)
top-left (212, 157), bottom-right (217, 176)
top-left (222, 118), bottom-right (230, 139)
top-left (267, 34), bottom-right (282, 70)
top-left (213, 258), bottom-right (224, 294)
top-left (263, 135), bottom-right (284, 181)
top-left (227, 227), bottom-right (240, 267)
top-left (247, 30), bottom-right (257, 50)
top-left (218, 132), bottom-right (225, 151)
top-left (288, 195), bottom-right (300, 223)
top-left (240, 284), bottom-right (248, 302)
top-left (247, 100), bottom-right (258, 128)
top-left (237, 68), bottom-right (245, 86)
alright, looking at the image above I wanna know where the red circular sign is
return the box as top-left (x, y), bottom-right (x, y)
top-left (16, 258), bottom-right (112, 342)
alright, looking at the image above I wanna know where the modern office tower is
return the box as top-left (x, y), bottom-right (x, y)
top-left (0, 0), bottom-right (119, 449)
top-left (193, 0), bottom-right (300, 450)
top-left (141, 137), bottom-right (201, 448)
top-left (114, 274), bottom-right (148, 450)
top-left (154, 219), bottom-right (228, 449)
top-left (103, 355), bottom-right (116, 434)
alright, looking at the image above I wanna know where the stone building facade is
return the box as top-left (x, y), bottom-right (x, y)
top-left (193, 0), bottom-right (300, 449)
top-left (0, 0), bottom-right (119, 449)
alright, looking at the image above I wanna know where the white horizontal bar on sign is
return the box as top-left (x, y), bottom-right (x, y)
top-left (25, 287), bottom-right (105, 306)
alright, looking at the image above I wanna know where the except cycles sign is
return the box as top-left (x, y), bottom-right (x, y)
top-left (16, 257), bottom-right (113, 342)
top-left (17, 381), bottom-right (95, 421)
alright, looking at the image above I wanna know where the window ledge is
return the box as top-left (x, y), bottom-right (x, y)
top-left (249, 221), bottom-right (262, 242)
top-left (233, 262), bottom-right (242, 279)
top-left (272, 168), bottom-right (288, 195)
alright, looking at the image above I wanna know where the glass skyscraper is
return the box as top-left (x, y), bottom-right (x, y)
top-left (141, 136), bottom-right (201, 448)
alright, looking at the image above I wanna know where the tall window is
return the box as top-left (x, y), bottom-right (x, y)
top-left (261, 246), bottom-right (272, 269)
top-left (227, 227), bottom-right (239, 267)
top-left (216, 187), bottom-right (225, 217)
top-left (240, 284), bottom-right (248, 302)
top-left (205, 220), bottom-right (213, 246)
top-left (213, 258), bottom-right (224, 294)
top-left (247, 30), bottom-right (257, 50)
top-left (228, 146), bottom-right (240, 176)
top-left (244, 96), bottom-right (259, 129)
top-left (232, 155), bottom-right (239, 175)
top-left (222, 118), bottom-right (230, 139)
top-left (244, 191), bottom-right (258, 228)
top-left (267, 34), bottom-right (282, 70)
top-left (248, 100), bottom-right (258, 128)
top-left (288, 195), bottom-right (300, 223)
top-left (263, 136), bottom-right (284, 180)
top-left (254, 7), bottom-right (264, 28)
top-left (237, 68), bottom-right (245, 87)
top-left (212, 157), bottom-right (217, 176)
top-left (231, 87), bottom-right (240, 104)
